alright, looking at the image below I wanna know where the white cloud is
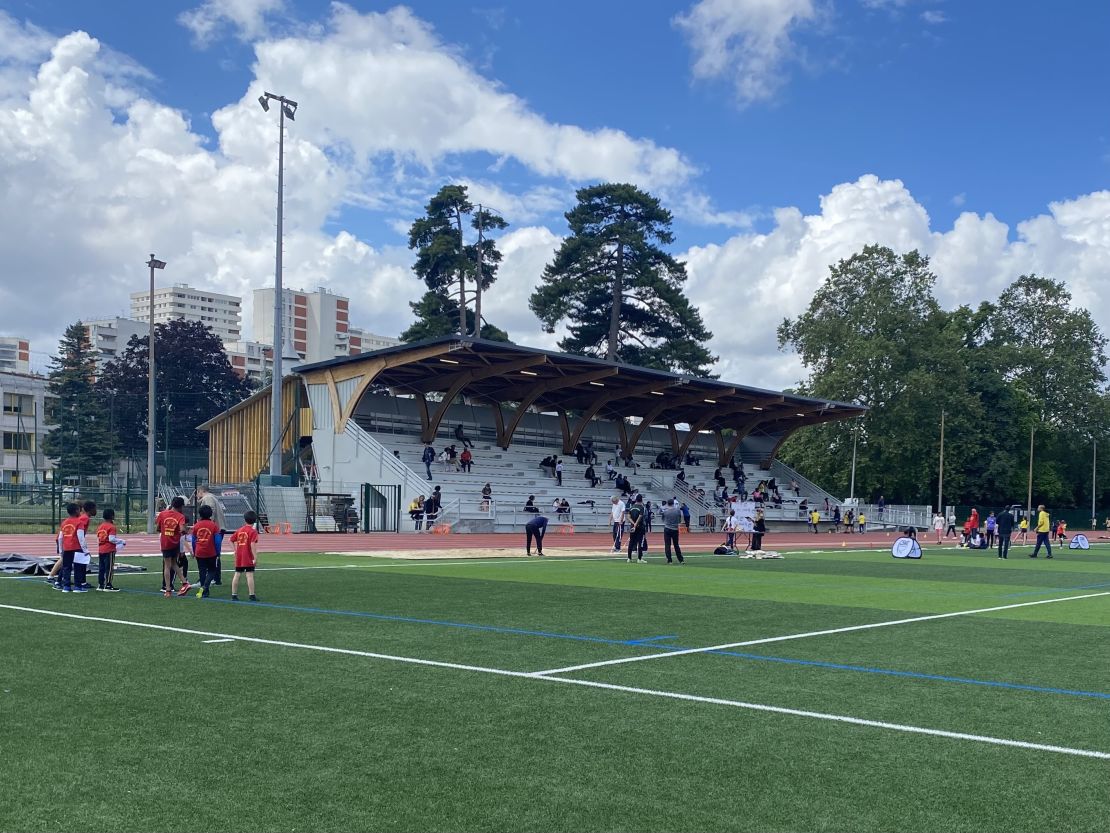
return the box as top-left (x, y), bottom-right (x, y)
top-left (951, 192), bottom-right (966, 207)
top-left (178, 0), bottom-right (286, 46)
top-left (921, 9), bottom-right (948, 24)
top-left (674, 0), bottom-right (821, 106)
top-left (681, 176), bottom-right (1110, 389)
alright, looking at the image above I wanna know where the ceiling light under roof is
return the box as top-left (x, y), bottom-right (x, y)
top-left (703, 398), bottom-right (716, 404)
top-left (520, 370), bottom-right (538, 376)
top-left (589, 381), bottom-right (605, 387)
top-left (796, 413), bottom-right (805, 416)
top-left (751, 406), bottom-right (763, 411)
top-left (650, 390), bottom-right (665, 396)
top-left (438, 358), bottom-right (459, 365)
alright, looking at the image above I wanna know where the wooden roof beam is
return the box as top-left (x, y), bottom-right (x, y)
top-left (494, 367), bottom-right (619, 449)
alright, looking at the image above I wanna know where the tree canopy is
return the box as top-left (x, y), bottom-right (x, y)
top-left (405, 184), bottom-right (509, 341)
top-left (42, 323), bottom-right (116, 480)
top-left (777, 245), bottom-right (1110, 511)
top-left (97, 318), bottom-right (253, 454)
top-left (529, 183), bottom-right (715, 376)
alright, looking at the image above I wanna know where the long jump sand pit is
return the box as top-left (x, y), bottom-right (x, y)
top-left (328, 547), bottom-right (612, 560)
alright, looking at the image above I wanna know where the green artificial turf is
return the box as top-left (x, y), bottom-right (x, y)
top-left (2, 544), bottom-right (1108, 832)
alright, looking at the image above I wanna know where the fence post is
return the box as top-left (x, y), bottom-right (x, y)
top-left (50, 478), bottom-right (58, 531)
top-left (362, 483), bottom-right (370, 533)
top-left (394, 484), bottom-right (400, 533)
top-left (124, 475), bottom-right (131, 532)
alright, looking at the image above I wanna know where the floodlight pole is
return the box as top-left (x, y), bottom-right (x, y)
top-left (1092, 439), bottom-right (1097, 529)
top-left (1026, 424), bottom-right (1034, 522)
top-left (474, 204), bottom-right (483, 337)
top-left (849, 419), bottom-right (858, 501)
top-left (146, 253), bottom-right (166, 533)
top-left (260, 91), bottom-right (298, 478)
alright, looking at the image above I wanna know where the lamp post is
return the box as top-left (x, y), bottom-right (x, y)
top-left (1026, 424), bottom-right (1035, 525)
top-left (849, 419), bottom-right (859, 501)
top-left (1092, 439), bottom-right (1098, 529)
top-left (259, 91), bottom-right (298, 478)
top-left (145, 253), bottom-right (166, 533)
top-left (937, 409), bottom-right (945, 516)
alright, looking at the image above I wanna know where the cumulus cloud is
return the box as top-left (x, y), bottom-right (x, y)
top-left (674, 0), bottom-right (821, 106)
top-left (681, 177), bottom-right (1110, 389)
top-left (921, 9), bottom-right (948, 24)
top-left (178, 0), bottom-right (286, 46)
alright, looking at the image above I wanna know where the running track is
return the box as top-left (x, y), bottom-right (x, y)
top-left (0, 529), bottom-right (1046, 557)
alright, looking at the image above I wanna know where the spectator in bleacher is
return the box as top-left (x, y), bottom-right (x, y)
top-left (460, 447), bottom-right (473, 473)
top-left (555, 458), bottom-right (564, 486)
top-left (454, 424), bottom-right (475, 449)
top-left (480, 483), bottom-right (492, 511)
top-left (605, 460), bottom-right (616, 480)
top-left (422, 443), bottom-right (435, 480)
top-left (680, 502), bottom-right (691, 532)
top-left (409, 496), bottom-right (425, 530)
top-left (438, 448), bottom-right (450, 471)
top-left (585, 464), bottom-right (600, 487)
top-left (558, 499), bottom-right (571, 516)
top-left (684, 450), bottom-right (700, 466)
top-left (423, 490), bottom-right (441, 530)
top-left (575, 442), bottom-right (586, 464)
top-left (446, 445), bottom-right (460, 471)
top-left (877, 495), bottom-right (885, 520)
top-left (676, 468), bottom-right (686, 483)
top-left (791, 478), bottom-right (801, 497)
top-left (523, 495), bottom-right (539, 513)
top-left (583, 440), bottom-right (597, 465)
top-left (714, 468), bottom-right (726, 487)
top-left (655, 451), bottom-right (669, 469)
top-left (833, 505), bottom-right (842, 532)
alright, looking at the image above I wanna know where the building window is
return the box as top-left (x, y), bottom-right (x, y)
top-left (2, 393), bottom-right (35, 415)
top-left (2, 432), bottom-right (34, 452)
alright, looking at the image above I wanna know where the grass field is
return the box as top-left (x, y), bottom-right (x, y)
top-left (3, 541), bottom-right (1109, 832)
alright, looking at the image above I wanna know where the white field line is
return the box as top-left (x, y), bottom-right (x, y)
top-left (532, 590), bottom-right (1110, 676)
top-left (2, 603), bottom-right (1107, 762)
top-left (203, 638), bottom-right (235, 643)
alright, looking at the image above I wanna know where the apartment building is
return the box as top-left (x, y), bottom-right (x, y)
top-left (0, 337), bottom-right (30, 374)
top-left (253, 286), bottom-right (399, 363)
top-left (131, 283), bottom-right (242, 342)
top-left (84, 317), bottom-right (148, 368)
top-left (0, 371), bottom-right (55, 484)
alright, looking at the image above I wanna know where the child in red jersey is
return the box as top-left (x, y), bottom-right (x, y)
top-left (55, 503), bottom-right (87, 592)
top-left (155, 496), bottom-right (191, 598)
top-left (95, 507), bottom-right (126, 592)
top-left (230, 510), bottom-right (260, 602)
top-left (190, 504), bottom-right (222, 599)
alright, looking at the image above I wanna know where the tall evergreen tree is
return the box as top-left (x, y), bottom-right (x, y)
top-left (42, 323), bottom-right (116, 480)
top-left (406, 184), bottom-right (509, 339)
top-left (529, 183), bottom-right (715, 375)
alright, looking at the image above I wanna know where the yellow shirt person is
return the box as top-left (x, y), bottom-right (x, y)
top-left (1036, 507), bottom-right (1050, 533)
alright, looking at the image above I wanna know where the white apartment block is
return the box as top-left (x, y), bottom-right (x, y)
top-left (0, 337), bottom-right (31, 374)
top-left (85, 317), bottom-right (148, 368)
top-left (223, 340), bottom-right (273, 384)
top-left (131, 283), bottom-right (242, 342)
top-left (253, 286), bottom-right (399, 364)
top-left (0, 371), bottom-right (55, 484)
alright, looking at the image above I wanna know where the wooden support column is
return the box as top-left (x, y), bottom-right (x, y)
top-left (722, 415), bottom-right (770, 466)
top-left (713, 429), bottom-right (726, 461)
top-left (562, 380), bottom-right (678, 455)
top-left (414, 393), bottom-right (430, 441)
top-left (419, 355), bottom-right (548, 443)
top-left (557, 408), bottom-right (571, 453)
top-left (667, 423), bottom-right (680, 454)
top-left (496, 367), bottom-right (618, 449)
top-left (626, 388), bottom-right (735, 455)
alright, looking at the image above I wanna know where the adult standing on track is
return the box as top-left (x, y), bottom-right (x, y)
top-left (610, 495), bottom-right (626, 552)
top-left (945, 511), bottom-right (958, 539)
top-left (1030, 504), bottom-right (1053, 558)
top-left (932, 512), bottom-right (945, 544)
top-left (661, 499), bottom-right (684, 564)
top-left (985, 512), bottom-right (997, 548)
top-left (749, 508), bottom-right (767, 553)
top-left (524, 514), bottom-right (547, 557)
top-left (626, 496), bottom-right (647, 563)
top-left (996, 507), bottom-right (1014, 559)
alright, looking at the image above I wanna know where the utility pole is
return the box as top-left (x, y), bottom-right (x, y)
top-left (937, 409), bottom-right (945, 516)
top-left (1026, 424), bottom-right (1035, 522)
top-left (849, 420), bottom-right (859, 501)
top-left (1092, 439), bottom-right (1098, 529)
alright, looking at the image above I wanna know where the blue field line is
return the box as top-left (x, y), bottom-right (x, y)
top-left (1002, 581), bottom-right (1110, 598)
top-left (18, 577), bottom-right (1108, 701)
top-left (699, 648), bottom-right (1110, 701)
top-left (626, 634), bottom-right (678, 645)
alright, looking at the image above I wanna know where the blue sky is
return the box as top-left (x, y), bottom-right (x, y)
top-left (1, 0), bottom-right (1108, 386)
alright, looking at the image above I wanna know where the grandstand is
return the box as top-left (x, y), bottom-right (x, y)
top-left (200, 337), bottom-right (868, 532)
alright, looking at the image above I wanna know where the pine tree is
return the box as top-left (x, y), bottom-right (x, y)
top-left (42, 323), bottom-right (116, 481)
top-left (529, 183), bottom-right (715, 375)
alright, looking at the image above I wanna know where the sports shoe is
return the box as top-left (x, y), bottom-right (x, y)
top-left (1046, 555), bottom-right (1053, 559)
top-left (637, 558), bottom-right (647, 563)
top-left (73, 586), bottom-right (89, 593)
top-left (249, 594), bottom-right (258, 602)
top-left (537, 552), bottom-right (544, 557)
top-left (51, 582), bottom-right (62, 590)
top-left (626, 557), bottom-right (632, 563)
top-left (104, 585), bottom-right (120, 592)
top-left (96, 586), bottom-right (105, 591)
top-left (231, 594), bottom-right (239, 601)
top-left (163, 590), bottom-right (172, 598)
top-left (201, 588), bottom-right (210, 598)
top-left (61, 586), bottom-right (73, 593)
top-left (196, 587), bottom-right (204, 598)
top-left (177, 582), bottom-right (192, 597)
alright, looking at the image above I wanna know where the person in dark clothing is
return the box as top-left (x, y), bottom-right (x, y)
top-left (454, 424), bottom-right (475, 449)
top-left (584, 464), bottom-right (599, 487)
top-left (679, 502), bottom-right (691, 532)
top-left (999, 508), bottom-right (1016, 561)
top-left (661, 500), bottom-right (684, 564)
top-left (523, 495), bottom-right (540, 513)
top-left (749, 509), bottom-right (767, 552)
top-left (626, 497), bottom-right (647, 563)
top-left (525, 514), bottom-right (548, 556)
top-left (421, 443), bottom-right (435, 480)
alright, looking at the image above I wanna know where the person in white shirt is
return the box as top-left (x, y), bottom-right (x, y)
top-left (555, 459), bottom-right (564, 486)
top-left (610, 496), bottom-right (626, 552)
top-left (723, 511), bottom-right (739, 552)
top-left (932, 512), bottom-right (945, 544)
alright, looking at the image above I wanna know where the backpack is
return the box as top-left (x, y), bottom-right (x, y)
top-left (714, 545), bottom-right (734, 555)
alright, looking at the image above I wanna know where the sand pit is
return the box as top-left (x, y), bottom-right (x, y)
top-left (328, 547), bottom-right (612, 560)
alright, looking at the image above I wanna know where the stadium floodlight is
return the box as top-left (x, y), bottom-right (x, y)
top-left (258, 91), bottom-right (300, 478)
top-left (146, 254), bottom-right (166, 533)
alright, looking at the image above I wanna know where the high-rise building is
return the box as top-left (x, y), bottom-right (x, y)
top-left (0, 371), bottom-right (55, 484)
top-left (253, 286), bottom-right (399, 363)
top-left (0, 337), bottom-right (30, 374)
top-left (84, 318), bottom-right (148, 368)
top-left (223, 340), bottom-right (274, 384)
top-left (131, 283), bottom-right (242, 342)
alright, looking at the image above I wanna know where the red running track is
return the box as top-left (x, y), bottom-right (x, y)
top-left (0, 529), bottom-right (1033, 558)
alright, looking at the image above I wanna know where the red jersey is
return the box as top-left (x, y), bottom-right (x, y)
top-left (232, 524), bottom-right (259, 568)
top-left (96, 521), bottom-right (118, 555)
top-left (156, 509), bottom-right (187, 550)
top-left (192, 519), bottom-right (220, 558)
top-left (59, 517), bottom-right (81, 552)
